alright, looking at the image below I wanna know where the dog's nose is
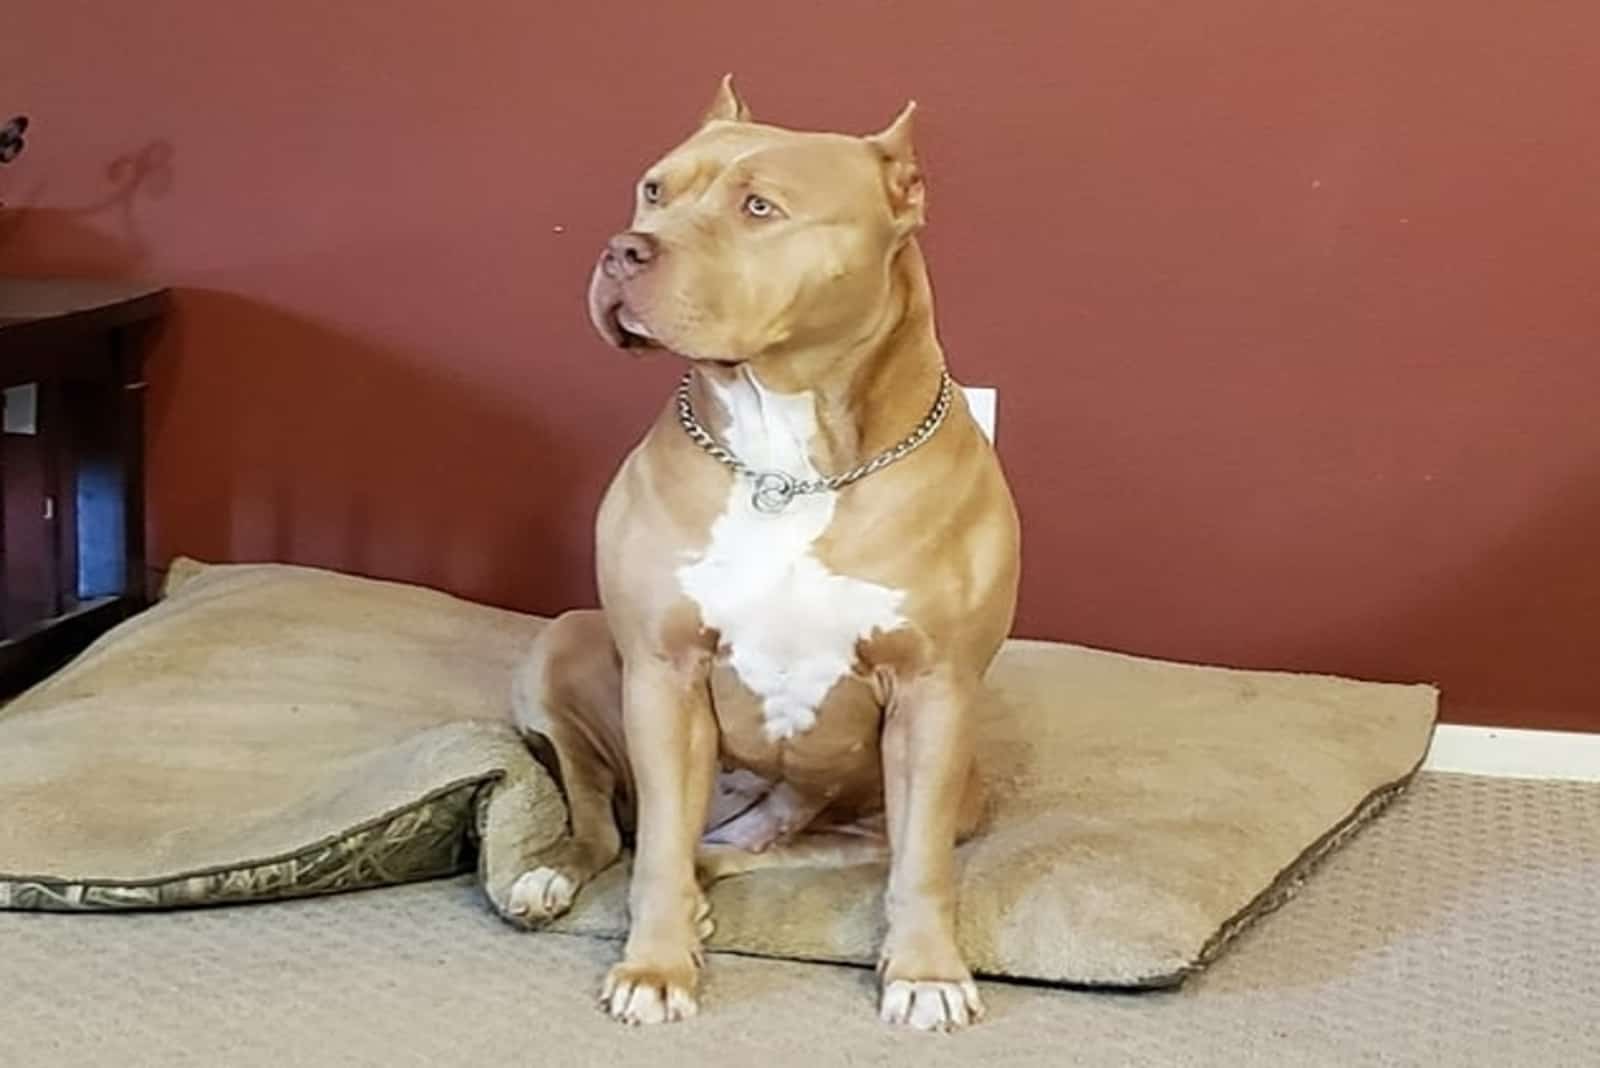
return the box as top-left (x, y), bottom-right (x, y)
top-left (603, 232), bottom-right (659, 281)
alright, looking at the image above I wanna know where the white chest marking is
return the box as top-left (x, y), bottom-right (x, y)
top-left (676, 371), bottom-right (906, 741)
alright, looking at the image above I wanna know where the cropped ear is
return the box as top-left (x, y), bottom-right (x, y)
top-left (701, 73), bottom-right (752, 125)
top-left (866, 101), bottom-right (926, 232)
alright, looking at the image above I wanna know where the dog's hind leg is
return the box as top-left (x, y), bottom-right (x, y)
top-left (507, 610), bottom-right (632, 925)
top-left (696, 830), bottom-right (890, 882)
top-left (696, 805), bottom-right (894, 882)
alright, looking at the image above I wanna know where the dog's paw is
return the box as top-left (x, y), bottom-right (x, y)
top-left (506, 867), bottom-right (577, 925)
top-left (879, 978), bottom-right (984, 1032)
top-left (600, 960), bottom-right (700, 1025)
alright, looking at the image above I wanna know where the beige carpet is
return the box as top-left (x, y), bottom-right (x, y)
top-left (3, 772), bottom-right (1594, 1066)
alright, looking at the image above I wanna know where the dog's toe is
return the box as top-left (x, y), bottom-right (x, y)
top-left (879, 978), bottom-right (984, 1032)
top-left (507, 867), bottom-right (577, 924)
top-left (600, 961), bottom-right (700, 1025)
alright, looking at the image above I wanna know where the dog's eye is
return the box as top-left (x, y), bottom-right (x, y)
top-left (641, 180), bottom-right (662, 204)
top-left (743, 194), bottom-right (776, 218)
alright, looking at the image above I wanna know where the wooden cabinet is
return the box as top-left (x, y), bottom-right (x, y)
top-left (0, 278), bottom-right (168, 694)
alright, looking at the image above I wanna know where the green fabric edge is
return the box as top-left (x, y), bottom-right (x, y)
top-left (0, 777), bottom-right (495, 912)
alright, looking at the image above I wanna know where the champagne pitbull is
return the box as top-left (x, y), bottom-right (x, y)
top-left (510, 76), bottom-right (1020, 1031)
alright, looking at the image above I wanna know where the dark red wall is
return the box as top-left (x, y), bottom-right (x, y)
top-left (5, 2), bottom-right (1597, 728)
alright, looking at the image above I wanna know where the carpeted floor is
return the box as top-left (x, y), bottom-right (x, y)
top-left (3, 772), bottom-right (1596, 1067)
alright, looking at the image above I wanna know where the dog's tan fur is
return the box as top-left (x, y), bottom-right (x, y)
top-left (511, 77), bottom-right (1020, 1030)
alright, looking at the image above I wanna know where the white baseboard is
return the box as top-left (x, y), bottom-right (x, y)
top-left (1422, 724), bottom-right (1600, 782)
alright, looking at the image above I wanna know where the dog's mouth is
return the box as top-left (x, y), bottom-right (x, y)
top-left (595, 294), bottom-right (749, 372)
top-left (606, 303), bottom-right (659, 350)
top-left (604, 305), bottom-right (744, 370)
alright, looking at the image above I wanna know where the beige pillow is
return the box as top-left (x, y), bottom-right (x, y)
top-left (0, 560), bottom-right (1435, 987)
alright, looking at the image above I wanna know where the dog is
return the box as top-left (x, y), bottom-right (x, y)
top-left (510, 75), bottom-right (1020, 1031)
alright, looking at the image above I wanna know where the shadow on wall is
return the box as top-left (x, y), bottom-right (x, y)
top-left (144, 290), bottom-right (590, 615)
top-left (1, 139), bottom-right (592, 613)
top-left (0, 140), bottom-right (175, 273)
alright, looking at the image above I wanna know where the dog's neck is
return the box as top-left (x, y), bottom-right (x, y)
top-left (690, 242), bottom-right (947, 480)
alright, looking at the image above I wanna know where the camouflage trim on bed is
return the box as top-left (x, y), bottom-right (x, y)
top-left (0, 782), bottom-right (482, 911)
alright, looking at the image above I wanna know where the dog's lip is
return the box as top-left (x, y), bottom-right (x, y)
top-left (606, 302), bottom-right (658, 349)
top-left (615, 306), bottom-right (655, 341)
top-left (600, 301), bottom-right (741, 367)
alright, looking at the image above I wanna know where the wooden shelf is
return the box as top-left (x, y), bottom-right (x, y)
top-left (0, 277), bottom-right (168, 695)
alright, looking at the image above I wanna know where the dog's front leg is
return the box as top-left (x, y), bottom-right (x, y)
top-left (601, 653), bottom-right (717, 1025)
top-left (877, 668), bottom-right (983, 1031)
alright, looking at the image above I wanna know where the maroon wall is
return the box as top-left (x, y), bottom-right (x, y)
top-left (5, 2), bottom-right (1597, 728)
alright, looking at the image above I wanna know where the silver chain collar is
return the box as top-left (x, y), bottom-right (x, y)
top-left (675, 369), bottom-right (955, 514)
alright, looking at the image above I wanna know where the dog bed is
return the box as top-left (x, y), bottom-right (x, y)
top-left (0, 559), bottom-right (1436, 987)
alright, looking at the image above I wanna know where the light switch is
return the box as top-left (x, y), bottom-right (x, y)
top-left (962, 385), bottom-right (997, 443)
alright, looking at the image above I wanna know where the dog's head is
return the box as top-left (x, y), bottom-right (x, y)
top-left (587, 76), bottom-right (926, 370)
